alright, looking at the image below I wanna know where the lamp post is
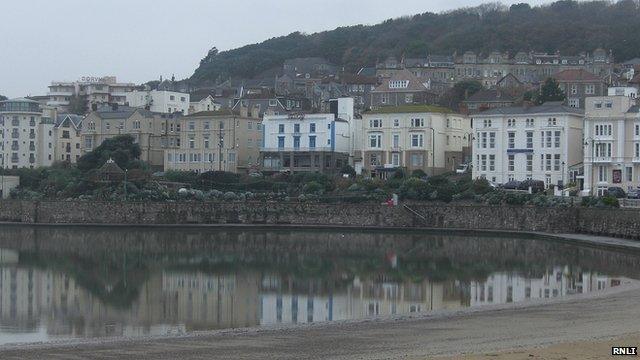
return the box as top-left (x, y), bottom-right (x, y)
top-left (428, 127), bottom-right (435, 176)
top-left (584, 137), bottom-right (595, 196)
top-left (561, 161), bottom-right (566, 197)
top-left (123, 168), bottom-right (128, 201)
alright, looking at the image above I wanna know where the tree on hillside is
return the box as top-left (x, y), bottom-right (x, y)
top-left (77, 135), bottom-right (142, 172)
top-left (0, 95), bottom-right (7, 101)
top-left (438, 80), bottom-right (483, 110)
top-left (536, 78), bottom-right (566, 104)
top-left (68, 95), bottom-right (88, 115)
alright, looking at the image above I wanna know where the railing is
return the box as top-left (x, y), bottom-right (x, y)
top-left (621, 199), bottom-right (640, 208)
top-left (403, 204), bottom-right (427, 223)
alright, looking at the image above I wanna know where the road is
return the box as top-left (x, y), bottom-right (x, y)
top-left (2, 282), bottom-right (639, 359)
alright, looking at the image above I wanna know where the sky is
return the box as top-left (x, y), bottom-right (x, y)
top-left (0, 0), bottom-right (550, 98)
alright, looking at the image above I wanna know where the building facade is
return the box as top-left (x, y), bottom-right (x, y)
top-left (370, 69), bottom-right (436, 108)
top-left (54, 114), bottom-right (83, 163)
top-left (0, 98), bottom-right (54, 169)
top-left (47, 76), bottom-right (136, 113)
top-left (126, 90), bottom-right (190, 114)
top-left (553, 69), bottom-right (607, 109)
top-left (164, 110), bottom-right (262, 174)
top-left (583, 96), bottom-right (640, 196)
top-left (81, 105), bottom-right (180, 169)
top-left (260, 99), bottom-right (355, 174)
top-left (361, 106), bottom-right (471, 177)
top-left (471, 102), bottom-right (584, 187)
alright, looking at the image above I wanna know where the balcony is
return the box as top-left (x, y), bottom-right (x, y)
top-left (592, 156), bottom-right (613, 163)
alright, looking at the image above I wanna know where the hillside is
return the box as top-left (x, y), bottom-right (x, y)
top-left (190, 0), bottom-right (640, 85)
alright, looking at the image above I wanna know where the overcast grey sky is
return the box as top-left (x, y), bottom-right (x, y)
top-left (0, 0), bottom-right (550, 98)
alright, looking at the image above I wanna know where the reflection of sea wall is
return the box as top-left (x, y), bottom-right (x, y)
top-left (0, 200), bottom-right (639, 238)
top-left (0, 227), bottom-right (637, 280)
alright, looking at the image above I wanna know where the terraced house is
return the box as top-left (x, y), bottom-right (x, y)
top-left (81, 105), bottom-right (180, 170)
top-left (583, 96), bottom-right (640, 196)
top-left (471, 102), bottom-right (584, 188)
top-left (361, 105), bottom-right (471, 177)
top-left (164, 110), bottom-right (262, 174)
top-left (54, 114), bottom-right (83, 163)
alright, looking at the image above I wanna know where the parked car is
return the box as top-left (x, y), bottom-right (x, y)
top-left (501, 180), bottom-right (522, 190)
top-left (518, 180), bottom-right (546, 194)
top-left (455, 164), bottom-right (470, 174)
top-left (606, 187), bottom-right (626, 198)
top-left (627, 188), bottom-right (640, 199)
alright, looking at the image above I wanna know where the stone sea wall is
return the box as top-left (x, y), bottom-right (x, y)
top-left (0, 200), bottom-right (637, 239)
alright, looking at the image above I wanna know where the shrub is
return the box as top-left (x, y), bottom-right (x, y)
top-left (601, 196), bottom-right (620, 208)
top-left (303, 181), bottom-right (324, 195)
top-left (411, 169), bottom-right (427, 178)
top-left (340, 165), bottom-right (356, 177)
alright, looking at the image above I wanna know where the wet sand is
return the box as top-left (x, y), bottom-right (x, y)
top-left (446, 334), bottom-right (640, 359)
top-left (1, 282), bottom-right (639, 360)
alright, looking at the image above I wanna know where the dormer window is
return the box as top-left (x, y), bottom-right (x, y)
top-left (389, 80), bottom-right (409, 89)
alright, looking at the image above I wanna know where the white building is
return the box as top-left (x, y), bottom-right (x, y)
top-left (583, 96), bottom-right (640, 196)
top-left (126, 90), bottom-right (190, 115)
top-left (0, 98), bottom-right (54, 169)
top-left (471, 102), bottom-right (584, 187)
top-left (260, 98), bottom-right (354, 174)
top-left (47, 76), bottom-right (136, 113)
top-left (608, 87), bottom-right (637, 99)
top-left (361, 105), bottom-right (471, 177)
top-left (189, 94), bottom-right (221, 114)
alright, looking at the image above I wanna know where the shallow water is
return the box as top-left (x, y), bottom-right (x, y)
top-left (0, 226), bottom-right (638, 345)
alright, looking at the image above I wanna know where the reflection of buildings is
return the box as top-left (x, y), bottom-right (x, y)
top-left (0, 267), bottom-right (261, 341)
top-left (260, 275), bottom-right (468, 326)
top-left (470, 267), bottom-right (619, 306)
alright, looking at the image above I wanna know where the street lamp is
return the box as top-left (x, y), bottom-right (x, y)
top-left (584, 137), bottom-right (595, 196)
top-left (428, 127), bottom-right (435, 176)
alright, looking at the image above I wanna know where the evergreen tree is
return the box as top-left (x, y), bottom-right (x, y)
top-left (536, 78), bottom-right (566, 105)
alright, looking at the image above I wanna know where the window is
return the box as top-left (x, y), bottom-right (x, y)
top-left (526, 154), bottom-right (533, 172)
top-left (483, 119), bottom-right (492, 128)
top-left (393, 119), bottom-right (399, 127)
top-left (411, 154), bottom-right (423, 167)
top-left (595, 142), bottom-right (612, 157)
top-left (554, 131), bottom-right (561, 148)
top-left (170, 95), bottom-right (175, 101)
top-left (293, 123), bottom-right (300, 133)
top-left (388, 80), bottom-right (409, 89)
top-left (410, 118), bottom-right (424, 127)
top-left (626, 166), bottom-right (633, 182)
top-left (508, 132), bottom-right (515, 149)
top-left (598, 165), bottom-right (607, 182)
top-left (568, 98), bottom-right (579, 108)
top-left (380, 93), bottom-right (388, 104)
top-left (526, 118), bottom-right (534, 127)
top-left (547, 118), bottom-right (557, 126)
top-left (571, 84), bottom-right (578, 94)
top-left (277, 136), bottom-right (285, 149)
top-left (404, 94), bottom-right (413, 103)
top-left (507, 119), bottom-right (515, 127)
top-left (595, 124), bottom-right (612, 136)
top-left (309, 136), bottom-right (316, 148)
top-left (554, 154), bottom-right (561, 171)
top-left (526, 131), bottom-right (533, 149)
top-left (595, 102), bottom-right (602, 109)
top-left (480, 132), bottom-right (487, 148)
top-left (489, 132), bottom-right (495, 148)
top-left (508, 155), bottom-right (515, 171)
top-left (309, 123), bottom-right (316, 133)
top-left (488, 155), bottom-right (495, 171)
top-left (585, 84), bottom-right (595, 95)
top-left (545, 154), bottom-right (552, 171)
top-left (605, 102), bottom-right (613, 108)
top-left (188, 121), bottom-right (195, 131)
top-left (480, 155), bottom-right (487, 171)
top-left (369, 119), bottom-right (382, 128)
top-left (369, 134), bottom-right (382, 148)
top-left (204, 135), bottom-right (210, 149)
top-left (293, 136), bottom-right (300, 149)
top-left (635, 124), bottom-right (640, 137)
top-left (269, 99), bottom-right (278, 107)
top-left (188, 135), bottom-right (195, 149)
top-left (392, 153), bottom-right (400, 166)
top-left (392, 134), bottom-right (399, 149)
top-left (411, 134), bottom-right (424, 147)
top-left (278, 124), bottom-right (285, 133)
top-left (636, 143), bottom-right (640, 158)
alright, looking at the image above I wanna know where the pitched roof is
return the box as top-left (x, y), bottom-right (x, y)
top-left (465, 89), bottom-right (517, 103)
top-left (552, 69), bottom-right (602, 82)
top-left (184, 109), bottom-right (238, 117)
top-left (54, 114), bottom-right (84, 128)
top-left (371, 69), bottom-right (429, 93)
top-left (473, 101), bottom-right (584, 116)
top-left (365, 104), bottom-right (453, 114)
top-left (92, 105), bottom-right (153, 119)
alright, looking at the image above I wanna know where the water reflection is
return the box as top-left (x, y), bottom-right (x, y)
top-left (0, 227), bottom-right (637, 344)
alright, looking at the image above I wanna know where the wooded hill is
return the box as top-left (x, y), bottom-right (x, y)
top-left (191, 0), bottom-right (640, 85)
